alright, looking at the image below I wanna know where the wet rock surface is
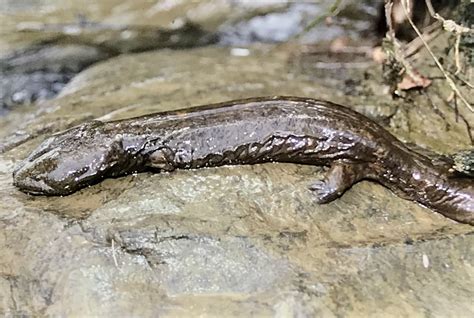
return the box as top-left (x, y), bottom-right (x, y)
top-left (0, 22), bottom-right (215, 113)
top-left (1, 0), bottom-right (473, 317)
top-left (0, 0), bottom-right (380, 114)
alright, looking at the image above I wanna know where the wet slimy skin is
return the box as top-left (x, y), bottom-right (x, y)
top-left (13, 96), bottom-right (474, 225)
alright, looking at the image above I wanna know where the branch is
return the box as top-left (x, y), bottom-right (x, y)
top-left (400, 0), bottom-right (472, 112)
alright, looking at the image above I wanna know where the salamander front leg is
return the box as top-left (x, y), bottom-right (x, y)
top-left (309, 161), bottom-right (366, 204)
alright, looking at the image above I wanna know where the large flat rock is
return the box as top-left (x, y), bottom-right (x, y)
top-left (1, 44), bottom-right (473, 317)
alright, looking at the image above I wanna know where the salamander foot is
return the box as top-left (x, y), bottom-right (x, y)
top-left (309, 180), bottom-right (341, 203)
top-left (309, 161), bottom-right (367, 204)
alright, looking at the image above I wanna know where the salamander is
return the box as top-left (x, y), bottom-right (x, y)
top-left (12, 96), bottom-right (474, 225)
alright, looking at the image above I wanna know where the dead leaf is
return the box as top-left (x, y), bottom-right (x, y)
top-left (397, 71), bottom-right (432, 90)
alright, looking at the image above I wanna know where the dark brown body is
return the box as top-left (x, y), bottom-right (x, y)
top-left (12, 96), bottom-right (474, 224)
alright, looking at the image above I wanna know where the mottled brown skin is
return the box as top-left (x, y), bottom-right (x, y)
top-left (13, 96), bottom-right (474, 224)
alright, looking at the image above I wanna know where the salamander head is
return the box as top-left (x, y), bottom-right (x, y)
top-left (13, 121), bottom-right (139, 195)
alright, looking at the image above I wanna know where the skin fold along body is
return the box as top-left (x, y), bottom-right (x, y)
top-left (13, 96), bottom-right (474, 225)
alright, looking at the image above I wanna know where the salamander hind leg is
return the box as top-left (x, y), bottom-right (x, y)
top-left (309, 161), bottom-right (367, 204)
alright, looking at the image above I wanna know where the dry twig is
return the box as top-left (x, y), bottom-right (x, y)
top-left (294, 0), bottom-right (345, 40)
top-left (404, 21), bottom-right (442, 58)
top-left (400, 0), bottom-right (472, 112)
top-left (424, 0), bottom-right (473, 74)
top-left (111, 238), bottom-right (119, 268)
top-left (384, 1), bottom-right (431, 90)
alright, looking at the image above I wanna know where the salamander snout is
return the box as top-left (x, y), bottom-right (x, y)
top-left (13, 142), bottom-right (68, 195)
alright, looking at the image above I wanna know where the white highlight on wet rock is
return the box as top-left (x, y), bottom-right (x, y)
top-left (422, 254), bottom-right (430, 268)
top-left (230, 48), bottom-right (250, 57)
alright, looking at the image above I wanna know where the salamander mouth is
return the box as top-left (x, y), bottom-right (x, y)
top-left (12, 169), bottom-right (58, 195)
top-left (13, 168), bottom-right (95, 196)
top-left (12, 149), bottom-right (140, 196)
top-left (12, 151), bottom-right (90, 195)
